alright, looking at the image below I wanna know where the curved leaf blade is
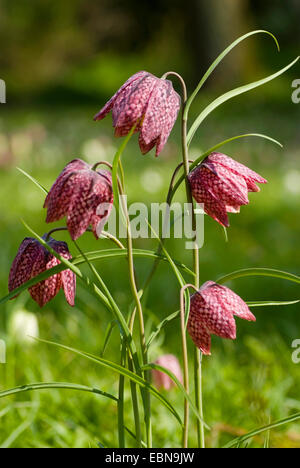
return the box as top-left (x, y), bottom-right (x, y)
top-left (0, 382), bottom-right (118, 402)
top-left (17, 167), bottom-right (48, 195)
top-left (33, 337), bottom-right (183, 426)
top-left (0, 248), bottom-right (194, 306)
top-left (187, 56), bottom-right (299, 145)
top-left (224, 412), bottom-right (300, 448)
top-left (142, 363), bottom-right (209, 430)
top-left (247, 300), bottom-right (300, 307)
top-left (217, 268), bottom-right (300, 286)
top-left (184, 30), bottom-right (280, 119)
top-left (147, 310), bottom-right (180, 348)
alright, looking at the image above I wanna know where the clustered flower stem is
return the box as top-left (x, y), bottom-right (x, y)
top-left (118, 171), bottom-right (152, 448)
top-left (167, 71), bottom-right (205, 448)
top-left (8, 41), bottom-right (296, 447)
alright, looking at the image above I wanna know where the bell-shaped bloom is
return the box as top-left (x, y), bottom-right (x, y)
top-left (8, 236), bottom-right (76, 308)
top-left (187, 281), bottom-right (256, 355)
top-left (44, 159), bottom-right (113, 240)
top-left (152, 354), bottom-right (183, 390)
top-left (188, 152), bottom-right (267, 227)
top-left (94, 71), bottom-right (181, 157)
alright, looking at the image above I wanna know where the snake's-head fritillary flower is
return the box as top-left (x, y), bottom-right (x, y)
top-left (152, 354), bottom-right (183, 391)
top-left (187, 281), bottom-right (256, 355)
top-left (94, 71), bottom-right (181, 157)
top-left (44, 159), bottom-right (113, 240)
top-left (188, 152), bottom-right (267, 227)
top-left (8, 236), bottom-right (76, 308)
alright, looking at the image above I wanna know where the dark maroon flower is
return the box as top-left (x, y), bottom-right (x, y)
top-left (187, 281), bottom-right (256, 355)
top-left (44, 159), bottom-right (113, 240)
top-left (94, 71), bottom-right (181, 157)
top-left (8, 236), bottom-right (76, 308)
top-left (188, 152), bottom-right (267, 227)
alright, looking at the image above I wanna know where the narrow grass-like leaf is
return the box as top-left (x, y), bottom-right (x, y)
top-left (112, 124), bottom-right (136, 214)
top-left (32, 337), bottom-right (183, 426)
top-left (184, 30), bottom-right (280, 119)
top-left (187, 56), bottom-right (299, 145)
top-left (247, 300), bottom-right (300, 307)
top-left (124, 426), bottom-right (147, 448)
top-left (143, 363), bottom-right (209, 430)
top-left (100, 320), bottom-right (118, 357)
top-left (217, 268), bottom-right (300, 285)
top-left (0, 248), bottom-right (193, 306)
top-left (147, 222), bottom-right (191, 328)
top-left (224, 412), bottom-right (300, 448)
top-left (16, 167), bottom-right (48, 194)
top-left (147, 310), bottom-right (180, 348)
top-left (0, 382), bottom-right (118, 401)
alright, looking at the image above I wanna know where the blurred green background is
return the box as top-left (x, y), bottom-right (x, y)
top-left (0, 0), bottom-right (300, 448)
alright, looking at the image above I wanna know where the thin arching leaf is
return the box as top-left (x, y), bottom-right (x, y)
top-left (16, 167), bottom-right (48, 195)
top-left (184, 30), bottom-right (280, 119)
top-left (32, 337), bottom-right (183, 426)
top-left (112, 124), bottom-right (136, 214)
top-left (0, 382), bottom-right (118, 402)
top-left (224, 412), bottom-right (300, 448)
top-left (147, 310), bottom-right (180, 348)
top-left (147, 222), bottom-right (191, 328)
top-left (187, 56), bottom-right (299, 145)
top-left (0, 248), bottom-right (194, 306)
top-left (217, 268), bottom-right (300, 285)
top-left (142, 363), bottom-right (209, 429)
top-left (247, 300), bottom-right (300, 307)
top-left (101, 320), bottom-right (118, 357)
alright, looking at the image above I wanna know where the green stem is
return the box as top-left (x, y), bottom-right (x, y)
top-left (194, 348), bottom-right (205, 448)
top-left (118, 339), bottom-right (126, 448)
top-left (164, 72), bottom-right (192, 448)
top-left (128, 358), bottom-right (142, 448)
top-left (165, 71), bottom-right (205, 448)
top-left (118, 167), bottom-right (152, 448)
top-left (180, 285), bottom-right (190, 448)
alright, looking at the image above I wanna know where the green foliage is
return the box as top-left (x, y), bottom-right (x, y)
top-left (1, 77), bottom-right (300, 446)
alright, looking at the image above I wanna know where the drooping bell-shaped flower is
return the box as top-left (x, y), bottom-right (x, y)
top-left (44, 159), bottom-right (113, 240)
top-left (152, 354), bottom-right (183, 391)
top-left (188, 152), bottom-right (267, 227)
top-left (187, 281), bottom-right (256, 355)
top-left (94, 71), bottom-right (181, 157)
top-left (8, 236), bottom-right (76, 307)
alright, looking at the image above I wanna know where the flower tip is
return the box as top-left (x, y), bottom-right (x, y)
top-left (248, 312), bottom-right (256, 322)
top-left (93, 111), bottom-right (102, 121)
top-left (222, 218), bottom-right (230, 228)
top-left (201, 348), bottom-right (211, 356)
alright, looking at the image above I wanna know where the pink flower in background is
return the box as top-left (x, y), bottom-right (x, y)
top-left (187, 281), bottom-right (256, 355)
top-left (94, 71), bottom-right (181, 157)
top-left (152, 354), bottom-right (183, 390)
top-left (188, 152), bottom-right (267, 227)
top-left (44, 159), bottom-right (113, 240)
top-left (8, 236), bottom-right (76, 307)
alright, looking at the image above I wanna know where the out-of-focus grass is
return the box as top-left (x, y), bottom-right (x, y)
top-left (0, 95), bottom-right (300, 447)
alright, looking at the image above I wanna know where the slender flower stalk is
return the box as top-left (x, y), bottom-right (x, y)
top-left (118, 339), bottom-right (126, 448)
top-left (164, 71), bottom-right (205, 448)
top-left (180, 284), bottom-right (192, 447)
top-left (118, 176), bottom-right (152, 447)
